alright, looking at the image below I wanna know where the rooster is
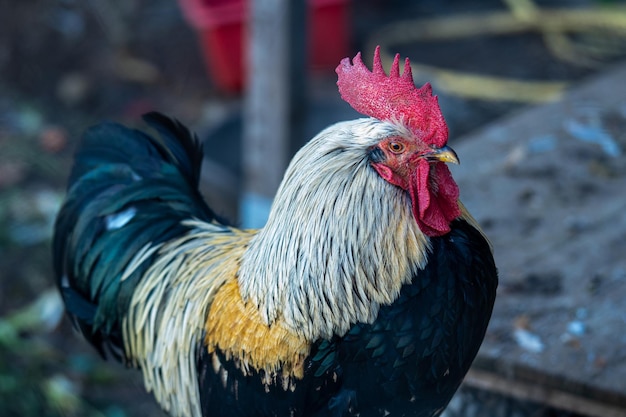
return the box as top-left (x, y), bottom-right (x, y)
top-left (53, 47), bottom-right (497, 417)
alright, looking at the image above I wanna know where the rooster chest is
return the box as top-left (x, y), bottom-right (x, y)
top-left (326, 219), bottom-right (497, 416)
top-left (197, 220), bottom-right (497, 417)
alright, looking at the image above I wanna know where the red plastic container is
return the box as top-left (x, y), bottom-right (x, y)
top-left (178, 0), bottom-right (350, 93)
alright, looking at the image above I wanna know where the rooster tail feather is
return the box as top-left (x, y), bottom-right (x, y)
top-left (53, 112), bottom-right (215, 358)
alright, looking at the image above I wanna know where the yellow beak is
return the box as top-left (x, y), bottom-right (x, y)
top-left (425, 145), bottom-right (460, 165)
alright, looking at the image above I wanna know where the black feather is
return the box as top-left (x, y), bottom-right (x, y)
top-left (53, 112), bottom-right (217, 358)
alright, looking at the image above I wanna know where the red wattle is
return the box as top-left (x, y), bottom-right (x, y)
top-left (410, 160), bottom-right (460, 236)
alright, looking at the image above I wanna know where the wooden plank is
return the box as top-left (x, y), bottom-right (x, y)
top-left (465, 369), bottom-right (626, 417)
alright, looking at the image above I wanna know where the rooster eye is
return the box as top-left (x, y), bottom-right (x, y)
top-left (388, 141), bottom-right (406, 154)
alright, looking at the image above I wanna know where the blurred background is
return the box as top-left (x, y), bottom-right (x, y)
top-left (1, 0), bottom-right (626, 416)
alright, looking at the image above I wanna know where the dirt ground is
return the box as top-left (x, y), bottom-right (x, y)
top-left (1, 0), bottom-right (625, 416)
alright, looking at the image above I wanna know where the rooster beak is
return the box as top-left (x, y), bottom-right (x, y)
top-left (425, 146), bottom-right (460, 165)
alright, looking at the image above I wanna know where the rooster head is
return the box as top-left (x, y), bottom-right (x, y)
top-left (336, 46), bottom-right (460, 236)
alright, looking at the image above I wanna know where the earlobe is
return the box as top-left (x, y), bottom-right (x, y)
top-left (371, 162), bottom-right (408, 190)
top-left (371, 162), bottom-right (393, 181)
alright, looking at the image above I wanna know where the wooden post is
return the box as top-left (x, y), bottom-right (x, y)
top-left (242, 0), bottom-right (306, 228)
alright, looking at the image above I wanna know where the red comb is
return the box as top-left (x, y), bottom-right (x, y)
top-left (336, 46), bottom-right (448, 148)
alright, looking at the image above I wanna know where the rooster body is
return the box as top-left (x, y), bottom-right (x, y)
top-left (54, 49), bottom-right (497, 417)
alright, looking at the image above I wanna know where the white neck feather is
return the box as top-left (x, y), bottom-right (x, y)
top-left (238, 119), bottom-right (430, 341)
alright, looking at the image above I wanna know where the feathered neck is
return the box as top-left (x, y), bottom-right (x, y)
top-left (238, 119), bottom-right (430, 341)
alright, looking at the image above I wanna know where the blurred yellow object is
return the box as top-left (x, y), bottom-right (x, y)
top-left (371, 1), bottom-right (626, 102)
